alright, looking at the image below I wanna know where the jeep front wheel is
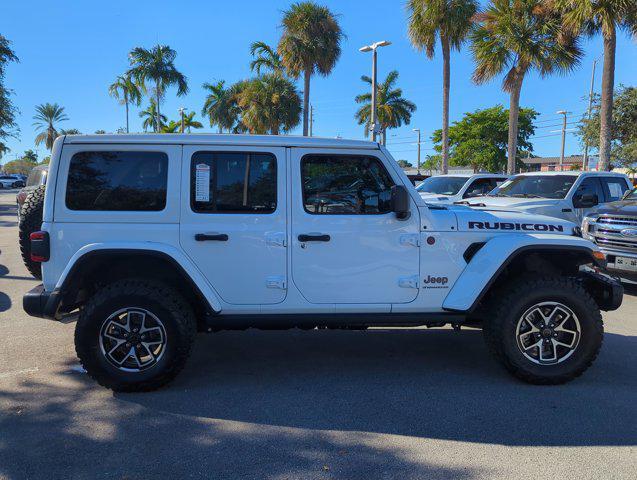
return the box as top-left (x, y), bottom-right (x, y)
top-left (75, 279), bottom-right (197, 392)
top-left (483, 276), bottom-right (603, 385)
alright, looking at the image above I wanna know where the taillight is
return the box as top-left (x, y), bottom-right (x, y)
top-left (30, 231), bottom-right (50, 262)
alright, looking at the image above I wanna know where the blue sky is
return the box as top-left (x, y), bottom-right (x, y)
top-left (2, 0), bottom-right (636, 166)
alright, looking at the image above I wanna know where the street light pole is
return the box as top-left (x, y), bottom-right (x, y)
top-left (583, 59), bottom-right (598, 171)
top-left (556, 110), bottom-right (569, 170)
top-left (179, 107), bottom-right (186, 134)
top-left (413, 128), bottom-right (421, 175)
top-left (359, 40), bottom-right (391, 143)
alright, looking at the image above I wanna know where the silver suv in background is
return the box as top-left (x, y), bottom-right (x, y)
top-left (415, 174), bottom-right (509, 204)
top-left (583, 187), bottom-right (637, 282)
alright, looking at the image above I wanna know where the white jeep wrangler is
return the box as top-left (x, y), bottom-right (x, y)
top-left (23, 134), bottom-right (623, 391)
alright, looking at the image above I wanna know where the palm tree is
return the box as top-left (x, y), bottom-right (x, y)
top-left (108, 74), bottom-right (142, 133)
top-left (127, 44), bottom-right (188, 132)
top-left (355, 71), bottom-right (417, 145)
top-left (202, 80), bottom-right (241, 133)
top-left (471, 0), bottom-right (582, 174)
top-left (407, 0), bottom-right (478, 174)
top-left (553, 0), bottom-right (637, 172)
top-left (180, 111), bottom-right (203, 133)
top-left (161, 120), bottom-right (181, 133)
top-left (33, 103), bottom-right (68, 150)
top-left (139, 100), bottom-right (167, 132)
top-left (250, 41), bottom-right (285, 75)
top-left (59, 128), bottom-right (81, 135)
top-left (278, 2), bottom-right (344, 136)
top-left (236, 74), bottom-right (302, 135)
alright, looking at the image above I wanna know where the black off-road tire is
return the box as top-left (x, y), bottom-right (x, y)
top-left (18, 185), bottom-right (46, 279)
top-left (75, 279), bottom-right (197, 392)
top-left (483, 275), bottom-right (603, 385)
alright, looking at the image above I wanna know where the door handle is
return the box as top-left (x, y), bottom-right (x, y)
top-left (195, 233), bottom-right (229, 242)
top-left (298, 234), bottom-right (330, 242)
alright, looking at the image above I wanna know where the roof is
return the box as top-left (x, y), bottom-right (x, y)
top-left (522, 155), bottom-right (589, 165)
top-left (62, 133), bottom-right (379, 150)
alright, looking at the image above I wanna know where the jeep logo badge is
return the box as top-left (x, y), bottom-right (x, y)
top-left (620, 228), bottom-right (637, 238)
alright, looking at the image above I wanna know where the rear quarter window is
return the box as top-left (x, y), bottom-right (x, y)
top-left (65, 151), bottom-right (168, 211)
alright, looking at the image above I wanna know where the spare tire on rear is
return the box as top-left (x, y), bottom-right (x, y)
top-left (19, 185), bottom-right (45, 279)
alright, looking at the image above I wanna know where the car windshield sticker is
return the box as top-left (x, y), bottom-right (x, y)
top-left (195, 163), bottom-right (211, 202)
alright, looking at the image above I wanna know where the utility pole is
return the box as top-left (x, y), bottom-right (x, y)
top-left (557, 110), bottom-right (569, 170)
top-left (583, 59), bottom-right (598, 171)
top-left (309, 104), bottom-right (314, 137)
top-left (179, 107), bottom-right (186, 133)
top-left (413, 128), bottom-right (421, 175)
top-left (359, 40), bottom-right (391, 143)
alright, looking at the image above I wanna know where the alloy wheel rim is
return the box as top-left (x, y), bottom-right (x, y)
top-left (99, 307), bottom-right (167, 372)
top-left (515, 301), bottom-right (581, 365)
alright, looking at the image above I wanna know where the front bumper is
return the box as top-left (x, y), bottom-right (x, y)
top-left (23, 284), bottom-right (62, 320)
top-left (580, 270), bottom-right (624, 311)
top-left (602, 251), bottom-right (637, 282)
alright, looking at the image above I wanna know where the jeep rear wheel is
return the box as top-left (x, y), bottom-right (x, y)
top-left (483, 275), bottom-right (603, 385)
top-left (75, 279), bottom-right (197, 392)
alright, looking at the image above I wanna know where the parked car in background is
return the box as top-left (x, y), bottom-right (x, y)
top-left (476, 172), bottom-right (632, 224)
top-left (583, 187), bottom-right (637, 282)
top-left (0, 174), bottom-right (25, 189)
top-left (415, 174), bottom-right (509, 204)
top-left (16, 165), bottom-right (48, 219)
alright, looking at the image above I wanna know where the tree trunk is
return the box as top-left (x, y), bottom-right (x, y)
top-left (599, 27), bottom-right (616, 172)
top-left (381, 129), bottom-right (386, 146)
top-left (125, 98), bottom-right (129, 133)
top-left (302, 69), bottom-right (311, 136)
top-left (155, 81), bottom-right (161, 133)
top-left (507, 74), bottom-right (524, 175)
top-left (441, 36), bottom-right (451, 175)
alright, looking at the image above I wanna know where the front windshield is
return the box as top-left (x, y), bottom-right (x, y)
top-left (490, 175), bottom-right (577, 199)
top-left (625, 187), bottom-right (637, 200)
top-left (416, 176), bottom-right (468, 195)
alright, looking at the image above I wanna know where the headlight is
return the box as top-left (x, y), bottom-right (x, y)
top-left (582, 215), bottom-right (598, 239)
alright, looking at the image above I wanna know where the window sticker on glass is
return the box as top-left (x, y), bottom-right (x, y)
top-left (195, 163), bottom-right (211, 202)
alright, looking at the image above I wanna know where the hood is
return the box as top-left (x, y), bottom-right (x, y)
top-left (419, 192), bottom-right (453, 202)
top-left (474, 195), bottom-right (560, 210)
top-left (591, 199), bottom-right (637, 216)
top-left (448, 203), bottom-right (576, 234)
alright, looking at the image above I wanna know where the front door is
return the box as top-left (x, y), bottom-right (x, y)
top-left (290, 149), bottom-right (420, 305)
top-left (179, 145), bottom-right (287, 305)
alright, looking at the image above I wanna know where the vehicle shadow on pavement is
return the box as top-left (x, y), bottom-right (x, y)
top-left (0, 361), bottom-right (479, 480)
top-left (118, 328), bottom-right (637, 448)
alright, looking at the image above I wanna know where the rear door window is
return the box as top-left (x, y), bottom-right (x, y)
top-left (601, 177), bottom-right (630, 202)
top-left (65, 151), bottom-right (168, 211)
top-left (190, 151), bottom-right (277, 214)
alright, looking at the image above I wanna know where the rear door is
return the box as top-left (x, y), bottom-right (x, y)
top-left (179, 145), bottom-right (287, 305)
top-left (290, 148), bottom-right (420, 305)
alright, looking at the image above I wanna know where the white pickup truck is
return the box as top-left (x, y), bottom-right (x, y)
top-left (22, 134), bottom-right (622, 391)
top-left (476, 171), bottom-right (632, 224)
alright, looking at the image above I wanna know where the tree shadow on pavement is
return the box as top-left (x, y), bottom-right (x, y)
top-left (0, 364), bottom-right (478, 480)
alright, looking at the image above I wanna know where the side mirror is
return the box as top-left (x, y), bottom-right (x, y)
top-left (391, 185), bottom-right (411, 220)
top-left (573, 193), bottom-right (599, 208)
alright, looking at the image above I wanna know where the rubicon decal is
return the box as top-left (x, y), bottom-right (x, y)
top-left (468, 221), bottom-right (564, 232)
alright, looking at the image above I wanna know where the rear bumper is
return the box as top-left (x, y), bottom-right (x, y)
top-left (23, 284), bottom-right (62, 320)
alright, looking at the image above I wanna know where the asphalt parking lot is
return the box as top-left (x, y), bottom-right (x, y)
top-left (0, 189), bottom-right (636, 480)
